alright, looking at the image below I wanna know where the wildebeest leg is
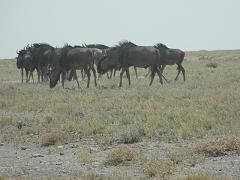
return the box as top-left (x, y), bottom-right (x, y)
top-left (109, 69), bottom-right (113, 79)
top-left (25, 69), bottom-right (29, 83)
top-left (149, 67), bottom-right (156, 86)
top-left (157, 67), bottom-right (168, 83)
top-left (84, 67), bottom-right (91, 88)
top-left (42, 66), bottom-right (49, 82)
top-left (145, 68), bottom-right (151, 78)
top-left (119, 67), bottom-right (126, 87)
top-left (28, 68), bottom-right (33, 83)
top-left (86, 69), bottom-right (91, 88)
top-left (40, 66), bottom-right (44, 82)
top-left (36, 68), bottom-right (41, 83)
top-left (113, 69), bottom-right (117, 77)
top-left (175, 64), bottom-right (182, 81)
top-left (182, 66), bottom-right (185, 81)
top-left (91, 67), bottom-right (97, 87)
top-left (134, 67), bottom-right (138, 79)
top-left (61, 71), bottom-right (66, 88)
top-left (126, 68), bottom-right (131, 87)
top-left (81, 69), bottom-right (84, 80)
top-left (156, 68), bottom-right (163, 85)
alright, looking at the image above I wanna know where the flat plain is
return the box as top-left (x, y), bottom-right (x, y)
top-left (0, 50), bottom-right (240, 179)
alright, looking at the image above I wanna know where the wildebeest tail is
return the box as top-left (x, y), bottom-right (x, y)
top-left (177, 51), bottom-right (185, 70)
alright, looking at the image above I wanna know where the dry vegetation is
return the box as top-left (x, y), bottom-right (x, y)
top-left (0, 50), bottom-right (240, 179)
top-left (195, 135), bottom-right (240, 157)
top-left (105, 145), bottom-right (137, 166)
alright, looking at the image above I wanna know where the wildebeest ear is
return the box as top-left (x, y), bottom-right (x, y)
top-left (16, 50), bottom-right (19, 54)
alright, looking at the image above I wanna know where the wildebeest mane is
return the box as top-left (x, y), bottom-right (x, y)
top-left (154, 43), bottom-right (169, 49)
top-left (74, 45), bottom-right (84, 48)
top-left (85, 44), bottom-right (109, 49)
top-left (63, 43), bottom-right (73, 48)
top-left (116, 40), bottom-right (137, 48)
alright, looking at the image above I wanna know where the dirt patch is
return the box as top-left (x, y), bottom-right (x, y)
top-left (0, 139), bottom-right (239, 178)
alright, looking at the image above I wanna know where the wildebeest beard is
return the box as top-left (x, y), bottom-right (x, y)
top-left (49, 68), bottom-right (61, 88)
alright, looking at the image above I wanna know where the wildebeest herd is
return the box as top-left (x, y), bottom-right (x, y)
top-left (16, 41), bottom-right (185, 88)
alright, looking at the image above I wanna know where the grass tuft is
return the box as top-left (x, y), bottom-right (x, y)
top-left (142, 156), bottom-right (175, 178)
top-left (40, 131), bottom-right (69, 146)
top-left (205, 62), bottom-right (219, 68)
top-left (166, 148), bottom-right (203, 167)
top-left (195, 135), bottom-right (240, 157)
top-left (74, 147), bottom-right (92, 164)
top-left (176, 172), bottom-right (234, 180)
top-left (105, 145), bottom-right (137, 166)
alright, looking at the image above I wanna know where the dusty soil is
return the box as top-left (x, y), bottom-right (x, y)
top-left (0, 134), bottom-right (240, 179)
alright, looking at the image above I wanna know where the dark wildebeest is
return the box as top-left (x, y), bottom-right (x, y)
top-left (16, 47), bottom-right (34, 83)
top-left (83, 44), bottom-right (141, 79)
top-left (29, 43), bottom-right (54, 82)
top-left (49, 45), bottom-right (97, 88)
top-left (154, 43), bottom-right (185, 81)
top-left (83, 44), bottom-right (114, 78)
top-left (64, 45), bottom-right (104, 82)
top-left (97, 41), bottom-right (163, 87)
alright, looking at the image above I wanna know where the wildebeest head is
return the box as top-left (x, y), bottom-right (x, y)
top-left (16, 49), bottom-right (24, 69)
top-left (16, 48), bottom-right (32, 69)
top-left (49, 47), bottom-right (68, 88)
top-left (49, 63), bottom-right (62, 88)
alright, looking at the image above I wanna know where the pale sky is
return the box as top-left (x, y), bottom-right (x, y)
top-left (0, 0), bottom-right (240, 58)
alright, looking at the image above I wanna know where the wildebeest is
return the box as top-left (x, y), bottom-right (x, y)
top-left (154, 43), bottom-right (185, 81)
top-left (97, 41), bottom-right (163, 87)
top-left (49, 45), bottom-right (97, 88)
top-left (84, 43), bottom-right (140, 79)
top-left (28, 43), bottom-right (54, 82)
top-left (16, 47), bottom-right (33, 83)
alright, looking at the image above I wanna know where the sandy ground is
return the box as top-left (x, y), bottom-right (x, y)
top-left (0, 134), bottom-right (240, 178)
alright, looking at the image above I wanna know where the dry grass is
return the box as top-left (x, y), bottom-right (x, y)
top-left (166, 148), bottom-right (203, 167)
top-left (0, 171), bottom-right (144, 180)
top-left (74, 147), bottom-right (92, 164)
top-left (205, 62), bottom-right (219, 68)
top-left (0, 174), bottom-right (11, 180)
top-left (1, 56), bottom-right (240, 144)
top-left (105, 145), bottom-right (137, 166)
top-left (142, 155), bottom-right (175, 178)
top-left (40, 131), bottom-right (69, 146)
top-left (195, 135), bottom-right (240, 157)
top-left (174, 172), bottom-right (235, 180)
